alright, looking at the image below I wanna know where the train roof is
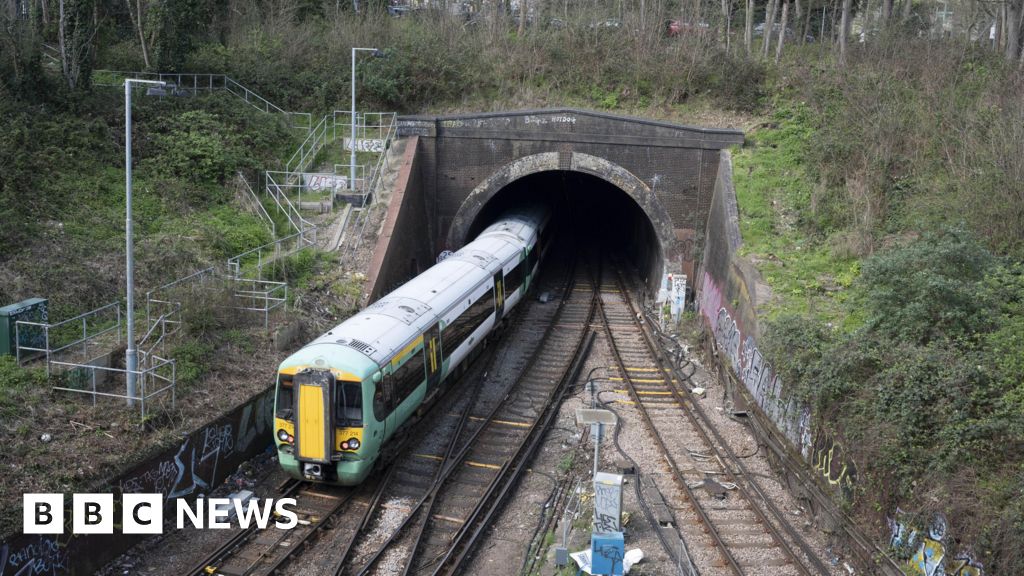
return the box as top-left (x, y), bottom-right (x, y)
top-left (281, 207), bottom-right (546, 374)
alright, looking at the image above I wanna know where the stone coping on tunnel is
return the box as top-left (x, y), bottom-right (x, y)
top-left (397, 108), bottom-right (744, 149)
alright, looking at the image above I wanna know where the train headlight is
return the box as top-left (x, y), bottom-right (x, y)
top-left (349, 438), bottom-right (360, 449)
top-left (342, 441), bottom-right (350, 450)
top-left (277, 429), bottom-right (289, 442)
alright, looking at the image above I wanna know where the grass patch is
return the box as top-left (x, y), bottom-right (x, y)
top-left (731, 104), bottom-right (860, 328)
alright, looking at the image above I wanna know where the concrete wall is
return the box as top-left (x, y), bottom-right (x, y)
top-left (365, 136), bottom-right (435, 302)
top-left (0, 387), bottom-right (274, 576)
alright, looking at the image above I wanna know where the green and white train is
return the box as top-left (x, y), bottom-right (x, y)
top-left (273, 206), bottom-right (550, 484)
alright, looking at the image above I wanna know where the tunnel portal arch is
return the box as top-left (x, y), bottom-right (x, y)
top-left (447, 152), bottom-right (677, 272)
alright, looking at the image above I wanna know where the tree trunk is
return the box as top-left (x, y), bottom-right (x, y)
top-left (901, 0), bottom-right (912, 22)
top-left (58, 0), bottom-right (70, 87)
top-left (1007, 0), bottom-right (1023, 62)
top-left (794, 0), bottom-right (804, 43)
top-left (803, 0), bottom-right (813, 43)
top-left (763, 0), bottom-right (778, 57)
top-left (776, 0), bottom-right (789, 61)
top-left (518, 0), bottom-right (527, 34)
top-left (125, 0), bottom-right (149, 69)
top-left (881, 0), bottom-right (892, 25)
top-left (722, 0), bottom-right (730, 47)
top-left (745, 0), bottom-right (754, 54)
top-left (839, 0), bottom-right (851, 65)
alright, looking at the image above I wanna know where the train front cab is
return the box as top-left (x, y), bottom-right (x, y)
top-left (274, 362), bottom-right (379, 485)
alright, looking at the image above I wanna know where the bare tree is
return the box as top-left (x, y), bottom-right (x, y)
top-left (745, 0), bottom-right (754, 54)
top-left (763, 0), bottom-right (778, 57)
top-left (776, 0), bottom-right (789, 61)
top-left (722, 0), bottom-right (731, 48)
top-left (124, 0), bottom-right (149, 68)
top-left (839, 0), bottom-right (851, 65)
top-left (58, 0), bottom-right (96, 90)
top-left (1007, 0), bottom-right (1024, 62)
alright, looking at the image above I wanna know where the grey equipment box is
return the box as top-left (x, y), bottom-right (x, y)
top-left (0, 298), bottom-right (49, 357)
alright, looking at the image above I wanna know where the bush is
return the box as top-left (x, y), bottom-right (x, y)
top-left (857, 228), bottom-right (997, 344)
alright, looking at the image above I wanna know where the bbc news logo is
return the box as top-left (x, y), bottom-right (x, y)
top-left (24, 494), bottom-right (299, 534)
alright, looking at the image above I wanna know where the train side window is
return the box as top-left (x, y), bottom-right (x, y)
top-left (391, 347), bottom-right (426, 405)
top-left (526, 246), bottom-right (537, 273)
top-left (373, 377), bottom-right (389, 421)
top-left (505, 261), bottom-right (525, 295)
top-left (275, 377), bottom-right (293, 419)
top-left (441, 289), bottom-right (495, 354)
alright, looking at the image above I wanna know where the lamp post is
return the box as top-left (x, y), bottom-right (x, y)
top-left (350, 47), bottom-right (383, 194)
top-left (124, 78), bottom-right (166, 408)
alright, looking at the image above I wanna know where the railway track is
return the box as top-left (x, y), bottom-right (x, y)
top-left (185, 479), bottom-right (375, 576)
top-left (597, 261), bottom-right (832, 576)
top-left (342, 248), bottom-right (597, 576)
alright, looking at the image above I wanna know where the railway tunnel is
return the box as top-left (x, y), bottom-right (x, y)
top-left (366, 109), bottom-right (743, 302)
top-left (460, 169), bottom-right (665, 289)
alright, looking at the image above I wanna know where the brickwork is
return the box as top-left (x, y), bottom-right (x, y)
top-left (394, 109), bottom-right (743, 278)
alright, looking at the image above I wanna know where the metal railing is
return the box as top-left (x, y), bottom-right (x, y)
top-left (50, 355), bottom-right (176, 419)
top-left (238, 172), bottom-right (275, 237)
top-left (265, 169), bottom-right (344, 212)
top-left (234, 278), bottom-right (288, 328)
top-left (286, 114), bottom-right (331, 177)
top-left (265, 171), bottom-right (316, 236)
top-left (144, 266), bottom-right (219, 333)
top-left (227, 229), bottom-right (315, 280)
top-left (92, 70), bottom-right (312, 131)
top-left (15, 302), bottom-right (122, 374)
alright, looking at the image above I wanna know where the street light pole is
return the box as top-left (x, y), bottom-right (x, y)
top-left (124, 78), bottom-right (165, 408)
top-left (350, 47), bottom-right (381, 194)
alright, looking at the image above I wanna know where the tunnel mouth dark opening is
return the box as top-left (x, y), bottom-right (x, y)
top-left (465, 170), bottom-right (663, 292)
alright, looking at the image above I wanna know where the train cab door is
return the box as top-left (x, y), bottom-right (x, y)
top-left (293, 368), bottom-right (334, 471)
top-left (425, 323), bottom-right (443, 389)
top-left (493, 272), bottom-right (506, 320)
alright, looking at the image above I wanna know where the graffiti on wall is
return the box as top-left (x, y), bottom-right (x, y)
top-left (889, 513), bottom-right (984, 576)
top-left (1, 537), bottom-right (70, 576)
top-left (810, 431), bottom-right (856, 497)
top-left (0, 389), bottom-right (274, 576)
top-left (120, 392), bottom-right (271, 499)
top-left (700, 271), bottom-right (813, 459)
top-left (701, 271), bottom-right (868, 497)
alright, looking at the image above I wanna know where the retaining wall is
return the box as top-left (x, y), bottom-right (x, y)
top-left (0, 387), bottom-right (274, 576)
top-left (365, 135), bottom-right (435, 303)
top-left (696, 150), bottom-right (901, 574)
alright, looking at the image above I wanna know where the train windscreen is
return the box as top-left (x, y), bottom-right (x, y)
top-left (336, 382), bottom-right (363, 427)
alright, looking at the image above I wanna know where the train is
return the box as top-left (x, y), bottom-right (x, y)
top-left (273, 206), bottom-right (551, 485)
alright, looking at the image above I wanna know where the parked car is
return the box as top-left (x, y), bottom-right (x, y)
top-left (387, 4), bottom-right (417, 17)
top-left (666, 19), bottom-right (710, 37)
top-left (589, 18), bottom-right (623, 31)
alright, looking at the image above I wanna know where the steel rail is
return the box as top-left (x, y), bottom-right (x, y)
top-left (604, 261), bottom-right (826, 575)
top-left (431, 330), bottom-right (596, 576)
top-left (350, 245), bottom-right (583, 576)
top-left (348, 282), bottom-right (547, 576)
top-left (595, 272), bottom-right (749, 575)
top-left (428, 260), bottom-right (599, 576)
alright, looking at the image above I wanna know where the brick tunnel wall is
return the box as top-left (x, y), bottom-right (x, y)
top-left (419, 137), bottom-right (721, 255)
top-left (398, 110), bottom-right (740, 264)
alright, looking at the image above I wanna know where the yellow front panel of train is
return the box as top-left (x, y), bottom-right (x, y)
top-left (297, 383), bottom-right (328, 462)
